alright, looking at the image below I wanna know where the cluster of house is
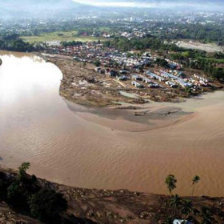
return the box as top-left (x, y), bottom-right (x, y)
top-left (46, 42), bottom-right (210, 91)
top-left (145, 70), bottom-right (210, 89)
top-left (110, 53), bottom-right (151, 67)
top-left (120, 29), bottom-right (147, 39)
top-left (94, 65), bottom-right (210, 91)
top-left (46, 42), bottom-right (155, 70)
top-left (131, 74), bottom-right (160, 88)
top-left (165, 59), bottom-right (182, 70)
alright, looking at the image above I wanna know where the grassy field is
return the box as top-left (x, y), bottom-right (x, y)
top-left (22, 30), bottom-right (105, 43)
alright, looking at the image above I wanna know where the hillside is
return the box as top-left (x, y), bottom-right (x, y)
top-left (0, 165), bottom-right (224, 224)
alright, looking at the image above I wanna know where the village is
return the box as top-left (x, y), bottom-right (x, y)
top-left (42, 41), bottom-right (221, 107)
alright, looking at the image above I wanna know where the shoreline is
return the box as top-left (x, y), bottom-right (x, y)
top-left (1, 166), bottom-right (224, 224)
top-left (41, 52), bottom-right (223, 108)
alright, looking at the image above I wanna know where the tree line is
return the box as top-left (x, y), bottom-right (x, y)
top-left (104, 36), bottom-right (224, 81)
top-left (0, 34), bottom-right (34, 52)
top-left (104, 36), bottom-right (180, 52)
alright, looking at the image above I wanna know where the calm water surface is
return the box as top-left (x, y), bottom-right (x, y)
top-left (0, 51), bottom-right (224, 196)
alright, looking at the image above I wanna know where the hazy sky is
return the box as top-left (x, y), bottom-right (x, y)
top-left (72, 0), bottom-right (223, 8)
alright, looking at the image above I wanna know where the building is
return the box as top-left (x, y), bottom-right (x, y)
top-left (146, 71), bottom-right (164, 82)
top-left (173, 219), bottom-right (192, 224)
top-left (166, 81), bottom-right (178, 88)
top-left (131, 81), bottom-right (144, 88)
top-left (132, 74), bottom-right (143, 81)
top-left (117, 75), bottom-right (128, 81)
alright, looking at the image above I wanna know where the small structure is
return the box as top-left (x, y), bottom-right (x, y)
top-left (166, 81), bottom-right (178, 88)
top-left (143, 77), bottom-right (152, 83)
top-left (160, 71), bottom-right (178, 80)
top-left (107, 69), bottom-right (118, 77)
top-left (146, 71), bottom-right (164, 82)
top-left (177, 79), bottom-right (192, 88)
top-left (148, 83), bottom-right (160, 88)
top-left (117, 75), bottom-right (128, 81)
top-left (120, 69), bottom-right (129, 75)
top-left (95, 67), bottom-right (101, 73)
top-left (132, 74), bottom-right (143, 81)
top-left (131, 81), bottom-right (144, 88)
top-left (173, 219), bottom-right (192, 224)
top-left (177, 71), bottom-right (186, 79)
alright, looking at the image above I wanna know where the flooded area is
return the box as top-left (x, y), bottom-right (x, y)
top-left (0, 51), bottom-right (224, 196)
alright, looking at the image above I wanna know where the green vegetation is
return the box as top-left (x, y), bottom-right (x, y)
top-left (165, 174), bottom-right (177, 195)
top-left (29, 189), bottom-right (67, 222)
top-left (104, 36), bottom-right (224, 81)
top-left (171, 51), bottom-right (224, 80)
top-left (160, 23), bottom-right (224, 46)
top-left (162, 175), bottom-right (196, 223)
top-left (22, 30), bottom-right (105, 44)
top-left (0, 34), bottom-right (34, 52)
top-left (93, 60), bottom-right (101, 67)
top-left (61, 41), bottom-right (83, 47)
top-left (160, 174), bottom-right (224, 223)
top-left (0, 162), bottom-right (67, 223)
top-left (104, 36), bottom-right (180, 52)
top-left (192, 175), bottom-right (200, 197)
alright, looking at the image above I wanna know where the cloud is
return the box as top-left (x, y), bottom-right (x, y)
top-left (72, 0), bottom-right (157, 8)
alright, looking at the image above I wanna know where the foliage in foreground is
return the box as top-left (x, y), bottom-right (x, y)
top-left (0, 162), bottom-right (67, 223)
top-left (158, 174), bottom-right (224, 224)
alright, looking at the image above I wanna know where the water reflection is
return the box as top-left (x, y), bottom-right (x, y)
top-left (0, 52), bottom-right (62, 106)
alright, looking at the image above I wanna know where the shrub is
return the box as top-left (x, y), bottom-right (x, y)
top-left (29, 189), bottom-right (67, 223)
top-left (7, 181), bottom-right (29, 210)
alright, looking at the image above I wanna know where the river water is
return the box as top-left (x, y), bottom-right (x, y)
top-left (0, 51), bottom-right (224, 196)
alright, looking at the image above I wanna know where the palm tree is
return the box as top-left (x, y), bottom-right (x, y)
top-left (165, 174), bottom-right (177, 195)
top-left (192, 175), bottom-right (200, 196)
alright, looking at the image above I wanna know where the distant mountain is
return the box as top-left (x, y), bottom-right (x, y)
top-left (0, 0), bottom-right (223, 19)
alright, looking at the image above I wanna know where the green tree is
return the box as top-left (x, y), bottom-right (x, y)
top-left (18, 162), bottom-right (30, 180)
top-left (94, 60), bottom-right (101, 67)
top-left (29, 189), bottom-right (67, 223)
top-left (192, 175), bottom-right (200, 196)
top-left (165, 174), bottom-right (177, 195)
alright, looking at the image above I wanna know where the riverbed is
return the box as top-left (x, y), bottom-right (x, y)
top-left (0, 51), bottom-right (224, 196)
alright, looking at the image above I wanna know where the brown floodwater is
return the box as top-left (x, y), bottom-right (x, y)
top-left (0, 51), bottom-right (224, 196)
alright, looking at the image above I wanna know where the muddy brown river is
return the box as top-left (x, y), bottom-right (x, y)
top-left (0, 51), bottom-right (224, 196)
